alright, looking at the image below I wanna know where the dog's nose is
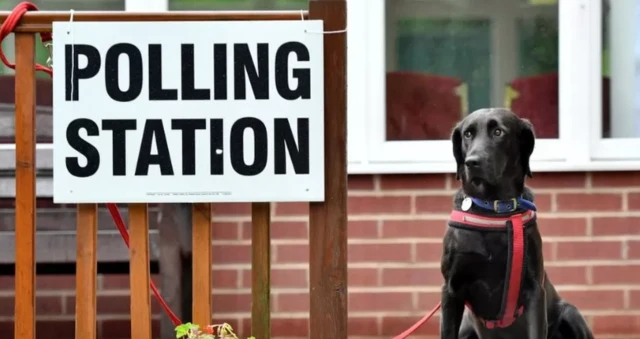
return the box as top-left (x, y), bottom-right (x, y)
top-left (465, 156), bottom-right (481, 168)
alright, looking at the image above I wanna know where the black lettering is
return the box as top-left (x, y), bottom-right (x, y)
top-left (65, 118), bottom-right (100, 177)
top-left (230, 118), bottom-right (267, 176)
top-left (102, 119), bottom-right (137, 176)
top-left (234, 43), bottom-right (269, 100)
top-left (105, 43), bottom-right (143, 102)
top-left (149, 44), bottom-right (178, 100)
top-left (65, 44), bottom-right (101, 101)
top-left (210, 119), bottom-right (224, 175)
top-left (181, 44), bottom-right (211, 100)
top-left (213, 44), bottom-right (227, 100)
top-left (135, 120), bottom-right (174, 176)
top-left (275, 42), bottom-right (311, 100)
top-left (274, 118), bottom-right (309, 174)
top-left (171, 119), bottom-right (206, 175)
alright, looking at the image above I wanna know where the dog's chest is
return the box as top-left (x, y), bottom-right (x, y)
top-left (444, 228), bottom-right (514, 317)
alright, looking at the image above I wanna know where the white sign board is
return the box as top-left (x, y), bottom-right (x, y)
top-left (52, 21), bottom-right (325, 204)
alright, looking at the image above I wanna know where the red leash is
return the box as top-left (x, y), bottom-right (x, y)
top-left (0, 2), bottom-right (182, 327)
top-left (392, 302), bottom-right (441, 339)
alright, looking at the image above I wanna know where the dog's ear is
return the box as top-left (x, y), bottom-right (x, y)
top-left (451, 123), bottom-right (464, 180)
top-left (519, 118), bottom-right (535, 178)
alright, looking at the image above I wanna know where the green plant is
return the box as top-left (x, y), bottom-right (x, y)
top-left (175, 322), bottom-right (256, 339)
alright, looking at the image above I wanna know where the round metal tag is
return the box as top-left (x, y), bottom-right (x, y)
top-left (461, 197), bottom-right (472, 211)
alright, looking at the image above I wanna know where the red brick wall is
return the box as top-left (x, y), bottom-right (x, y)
top-left (1, 172), bottom-right (640, 338)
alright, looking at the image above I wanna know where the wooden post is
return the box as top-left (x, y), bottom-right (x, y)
top-left (14, 32), bottom-right (36, 339)
top-left (192, 203), bottom-right (212, 328)
top-left (129, 203), bottom-right (152, 339)
top-left (75, 204), bottom-right (98, 339)
top-left (251, 202), bottom-right (271, 339)
top-left (308, 1), bottom-right (348, 339)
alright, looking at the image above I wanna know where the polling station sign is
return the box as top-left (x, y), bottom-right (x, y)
top-left (52, 21), bottom-right (324, 203)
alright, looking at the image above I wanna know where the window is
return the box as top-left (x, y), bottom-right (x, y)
top-left (592, 0), bottom-right (640, 161)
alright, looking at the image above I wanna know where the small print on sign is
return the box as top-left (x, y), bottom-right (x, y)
top-left (51, 21), bottom-right (324, 204)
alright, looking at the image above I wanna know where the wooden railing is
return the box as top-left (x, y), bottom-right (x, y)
top-left (3, 1), bottom-right (347, 338)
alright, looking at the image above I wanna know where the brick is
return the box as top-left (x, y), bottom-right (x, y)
top-left (545, 266), bottom-right (588, 285)
top-left (556, 193), bottom-right (622, 211)
top-left (593, 217), bottom-right (640, 235)
top-left (0, 296), bottom-right (62, 316)
top-left (212, 221), bottom-right (240, 240)
top-left (349, 196), bottom-right (412, 215)
top-left (531, 193), bottom-right (552, 211)
top-left (348, 268), bottom-right (379, 287)
top-left (36, 320), bottom-right (75, 339)
top-left (537, 218), bottom-right (587, 236)
top-left (0, 276), bottom-right (14, 290)
top-left (348, 175), bottom-right (375, 190)
top-left (629, 192), bottom-right (640, 211)
top-left (527, 172), bottom-right (586, 188)
top-left (36, 275), bottom-right (75, 290)
top-left (101, 274), bottom-right (161, 290)
top-left (382, 267), bottom-right (443, 287)
top-left (349, 243), bottom-right (412, 263)
top-left (543, 242), bottom-right (555, 261)
top-left (379, 174), bottom-right (448, 190)
top-left (211, 244), bottom-right (251, 265)
top-left (628, 290), bottom-right (640, 308)
top-left (381, 316), bottom-right (439, 336)
top-left (592, 171), bottom-right (640, 187)
top-left (628, 240), bottom-right (640, 259)
top-left (212, 293), bottom-right (251, 313)
top-left (276, 292), bottom-right (308, 312)
top-left (101, 319), bottom-right (161, 339)
top-left (66, 295), bottom-right (162, 315)
top-left (555, 241), bottom-right (622, 260)
top-left (271, 318), bottom-right (309, 337)
top-left (276, 244), bottom-right (308, 263)
top-left (274, 202), bottom-right (308, 216)
top-left (347, 316), bottom-right (380, 336)
top-left (242, 221), bottom-right (307, 239)
top-left (242, 268), bottom-right (307, 288)
top-left (349, 292), bottom-right (413, 311)
top-left (417, 291), bottom-right (441, 309)
top-left (206, 269), bottom-right (237, 289)
top-left (561, 289), bottom-right (625, 310)
top-left (347, 220), bottom-right (378, 239)
top-left (592, 315), bottom-right (640, 335)
top-left (415, 242), bottom-right (443, 262)
top-left (211, 203), bottom-right (250, 216)
top-left (415, 195), bottom-right (452, 213)
top-left (593, 265), bottom-right (640, 284)
top-left (381, 219), bottom-right (447, 239)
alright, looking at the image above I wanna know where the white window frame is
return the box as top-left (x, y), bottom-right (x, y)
top-left (589, 0), bottom-right (640, 162)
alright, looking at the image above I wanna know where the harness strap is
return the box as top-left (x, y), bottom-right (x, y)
top-left (448, 210), bottom-right (534, 329)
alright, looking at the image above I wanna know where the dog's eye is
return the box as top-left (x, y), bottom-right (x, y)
top-left (493, 129), bottom-right (503, 137)
top-left (463, 131), bottom-right (472, 139)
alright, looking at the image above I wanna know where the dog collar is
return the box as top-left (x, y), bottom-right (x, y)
top-left (462, 196), bottom-right (537, 213)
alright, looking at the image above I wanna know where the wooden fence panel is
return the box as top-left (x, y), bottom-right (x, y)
top-left (14, 31), bottom-right (37, 339)
top-left (192, 203), bottom-right (213, 328)
top-left (129, 203), bottom-right (152, 339)
top-left (75, 204), bottom-right (98, 338)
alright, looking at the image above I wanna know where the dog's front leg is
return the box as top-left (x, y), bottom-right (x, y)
top-left (525, 283), bottom-right (548, 339)
top-left (440, 285), bottom-right (465, 339)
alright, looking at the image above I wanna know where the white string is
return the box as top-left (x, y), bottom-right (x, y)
top-left (300, 9), bottom-right (347, 35)
top-left (67, 9), bottom-right (75, 101)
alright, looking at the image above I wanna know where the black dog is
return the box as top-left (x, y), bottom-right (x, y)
top-left (440, 108), bottom-right (594, 339)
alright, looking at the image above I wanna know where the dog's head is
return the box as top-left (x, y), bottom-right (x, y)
top-left (451, 108), bottom-right (535, 199)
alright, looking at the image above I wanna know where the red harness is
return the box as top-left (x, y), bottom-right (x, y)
top-left (448, 209), bottom-right (537, 329)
